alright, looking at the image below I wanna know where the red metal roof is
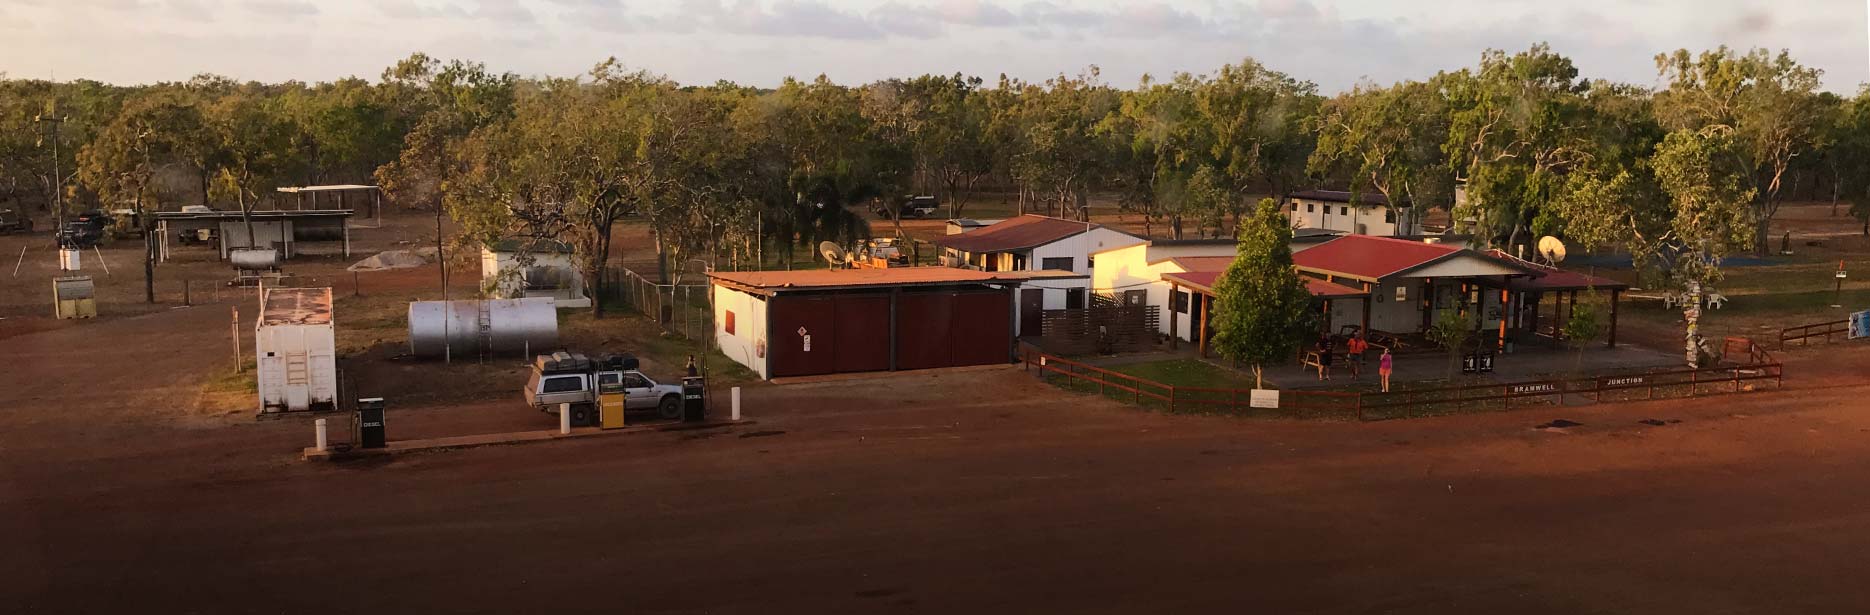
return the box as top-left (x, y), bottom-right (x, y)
top-left (930, 215), bottom-right (1102, 253)
top-left (1161, 271), bottom-right (1367, 298)
top-left (1292, 235), bottom-right (1463, 281)
top-left (1484, 250), bottom-right (1630, 291)
top-left (709, 267), bottom-right (1080, 294)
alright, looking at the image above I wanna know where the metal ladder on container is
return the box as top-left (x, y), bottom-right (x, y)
top-left (476, 299), bottom-right (493, 360)
top-left (285, 354), bottom-right (309, 386)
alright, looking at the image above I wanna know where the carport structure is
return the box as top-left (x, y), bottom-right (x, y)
top-left (153, 209), bottom-right (355, 262)
top-left (709, 267), bottom-right (1084, 379)
top-left (276, 185), bottom-right (382, 227)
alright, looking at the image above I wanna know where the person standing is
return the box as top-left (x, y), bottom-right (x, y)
top-left (1316, 334), bottom-right (1334, 381)
top-left (1378, 347), bottom-right (1393, 393)
top-left (1346, 334), bottom-right (1368, 380)
top-left (685, 355), bottom-right (699, 378)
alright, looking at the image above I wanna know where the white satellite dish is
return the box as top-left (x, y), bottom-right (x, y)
top-left (1537, 236), bottom-right (1567, 264)
top-left (818, 241), bottom-right (849, 268)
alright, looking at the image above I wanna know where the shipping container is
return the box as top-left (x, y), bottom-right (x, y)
top-left (256, 287), bottom-right (337, 413)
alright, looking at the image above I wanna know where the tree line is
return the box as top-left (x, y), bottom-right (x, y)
top-left (4, 46), bottom-right (1868, 316)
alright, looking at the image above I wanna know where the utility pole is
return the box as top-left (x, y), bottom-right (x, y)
top-left (35, 107), bottom-right (66, 236)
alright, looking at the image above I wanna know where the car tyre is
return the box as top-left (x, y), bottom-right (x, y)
top-left (657, 394), bottom-right (682, 420)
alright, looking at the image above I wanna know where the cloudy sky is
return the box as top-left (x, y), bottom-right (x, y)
top-left (2, 0), bottom-right (1865, 92)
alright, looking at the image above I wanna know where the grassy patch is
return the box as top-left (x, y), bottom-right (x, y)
top-left (1109, 359), bottom-right (1257, 389)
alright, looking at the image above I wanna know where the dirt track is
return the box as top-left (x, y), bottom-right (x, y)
top-left (5, 301), bottom-right (1870, 613)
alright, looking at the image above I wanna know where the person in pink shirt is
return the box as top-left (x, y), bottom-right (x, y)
top-left (1378, 347), bottom-right (1394, 392)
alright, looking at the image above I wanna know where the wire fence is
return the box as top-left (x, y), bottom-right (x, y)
top-left (1022, 339), bottom-right (1784, 422)
top-left (603, 267), bottom-right (713, 344)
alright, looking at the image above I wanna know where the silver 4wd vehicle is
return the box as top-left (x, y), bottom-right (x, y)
top-left (525, 352), bottom-right (686, 420)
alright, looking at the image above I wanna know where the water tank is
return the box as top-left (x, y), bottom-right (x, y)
top-left (407, 297), bottom-right (559, 358)
top-left (230, 247), bottom-right (280, 270)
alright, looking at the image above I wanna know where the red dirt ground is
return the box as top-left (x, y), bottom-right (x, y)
top-left (6, 298), bottom-right (1870, 613)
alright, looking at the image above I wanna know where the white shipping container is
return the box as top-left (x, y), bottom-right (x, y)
top-left (256, 287), bottom-right (337, 413)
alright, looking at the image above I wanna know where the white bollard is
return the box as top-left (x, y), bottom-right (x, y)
top-left (560, 402), bottom-right (571, 435)
top-left (731, 386), bottom-right (742, 421)
top-left (314, 418), bottom-right (328, 452)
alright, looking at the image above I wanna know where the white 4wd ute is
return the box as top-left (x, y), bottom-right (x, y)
top-left (525, 352), bottom-right (686, 420)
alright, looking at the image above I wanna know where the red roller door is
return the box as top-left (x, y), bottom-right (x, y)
top-left (767, 296), bottom-right (838, 377)
top-left (947, 291), bottom-right (1012, 367)
top-left (831, 294), bottom-right (891, 373)
top-left (894, 291), bottom-right (954, 370)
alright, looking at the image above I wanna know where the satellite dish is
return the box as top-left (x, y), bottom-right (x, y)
top-left (818, 241), bottom-right (849, 268)
top-left (1537, 236), bottom-right (1567, 264)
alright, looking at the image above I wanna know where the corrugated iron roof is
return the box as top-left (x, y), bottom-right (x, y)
top-left (260, 287), bottom-right (333, 326)
top-left (930, 215), bottom-right (1103, 253)
top-left (1292, 235), bottom-right (1464, 281)
top-left (1288, 190), bottom-right (1393, 206)
top-left (710, 267), bottom-right (1080, 294)
top-left (1161, 271), bottom-right (1368, 298)
top-left (1485, 250), bottom-right (1629, 291)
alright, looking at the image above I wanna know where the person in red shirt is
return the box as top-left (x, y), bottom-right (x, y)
top-left (1346, 334), bottom-right (1368, 380)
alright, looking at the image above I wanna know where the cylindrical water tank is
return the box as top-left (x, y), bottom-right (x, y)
top-left (408, 297), bottom-right (559, 358)
top-left (229, 247), bottom-right (280, 270)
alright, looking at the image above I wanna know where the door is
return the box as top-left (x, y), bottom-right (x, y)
top-left (1019, 289), bottom-right (1044, 337)
top-left (1065, 288), bottom-right (1086, 309)
top-left (767, 296), bottom-right (839, 377)
top-left (948, 291), bottom-right (1013, 367)
top-left (896, 291), bottom-right (955, 370)
top-left (622, 372), bottom-right (656, 409)
top-left (831, 294), bottom-right (891, 372)
top-left (259, 355), bottom-right (285, 410)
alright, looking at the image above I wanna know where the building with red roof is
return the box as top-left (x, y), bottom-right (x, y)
top-left (931, 215), bottom-right (1146, 326)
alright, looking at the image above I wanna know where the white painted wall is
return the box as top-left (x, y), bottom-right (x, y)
top-left (255, 319), bottom-right (336, 412)
top-left (1286, 198), bottom-right (1414, 236)
top-left (1090, 241), bottom-right (1239, 341)
top-left (481, 249), bottom-right (590, 309)
top-left (712, 284), bottom-right (769, 379)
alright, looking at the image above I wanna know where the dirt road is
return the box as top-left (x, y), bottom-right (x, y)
top-left (6, 306), bottom-right (1870, 613)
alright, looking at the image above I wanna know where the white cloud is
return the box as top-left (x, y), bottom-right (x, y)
top-left (0, 0), bottom-right (1862, 93)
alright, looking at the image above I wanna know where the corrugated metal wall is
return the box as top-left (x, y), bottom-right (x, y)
top-left (767, 287), bottom-right (1012, 377)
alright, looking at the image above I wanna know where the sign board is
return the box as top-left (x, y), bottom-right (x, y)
top-left (1604, 375), bottom-right (1646, 388)
top-left (802, 334), bottom-right (812, 352)
top-left (1248, 389), bottom-right (1280, 409)
top-left (1851, 310), bottom-right (1870, 340)
top-left (1510, 383), bottom-right (1558, 395)
top-left (1462, 352), bottom-right (1495, 374)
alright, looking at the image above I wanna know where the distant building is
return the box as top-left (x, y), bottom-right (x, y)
top-left (480, 239), bottom-right (589, 309)
top-left (1284, 190), bottom-right (1418, 236)
top-left (930, 214), bottom-right (1147, 315)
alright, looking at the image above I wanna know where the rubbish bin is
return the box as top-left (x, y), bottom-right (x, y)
top-left (356, 397), bottom-right (386, 449)
top-left (682, 377), bottom-right (705, 423)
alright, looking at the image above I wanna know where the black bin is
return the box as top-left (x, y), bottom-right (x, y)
top-left (682, 377), bottom-right (706, 423)
top-left (356, 397), bottom-right (387, 449)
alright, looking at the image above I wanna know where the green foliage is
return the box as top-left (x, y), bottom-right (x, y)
top-left (1426, 308), bottom-right (1474, 380)
top-left (1210, 198), bottom-right (1317, 384)
top-left (1310, 79), bottom-right (1450, 220)
top-left (1562, 299), bottom-right (1603, 349)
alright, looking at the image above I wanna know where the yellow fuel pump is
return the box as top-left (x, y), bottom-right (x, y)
top-left (598, 382), bottom-right (627, 429)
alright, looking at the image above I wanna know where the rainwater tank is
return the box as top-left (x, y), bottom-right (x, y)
top-left (407, 297), bottom-right (559, 359)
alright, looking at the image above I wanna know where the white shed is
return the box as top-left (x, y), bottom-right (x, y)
top-left (256, 287), bottom-right (337, 413)
top-left (481, 239), bottom-right (590, 309)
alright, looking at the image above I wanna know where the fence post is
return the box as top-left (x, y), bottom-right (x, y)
top-left (1733, 368), bottom-right (1740, 393)
top-left (1168, 385), bottom-right (1176, 413)
top-left (1355, 393), bottom-right (1363, 421)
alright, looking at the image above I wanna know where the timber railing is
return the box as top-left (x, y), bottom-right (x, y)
top-left (1778, 319), bottom-right (1850, 350)
top-left (1020, 340), bottom-right (1783, 422)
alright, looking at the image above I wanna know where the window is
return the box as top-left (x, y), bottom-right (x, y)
top-left (1306, 203), bottom-right (1315, 213)
top-left (1087, 256), bottom-right (1095, 270)
top-left (1385, 209), bottom-right (1396, 223)
top-left (1066, 288), bottom-right (1086, 309)
top-left (1340, 206), bottom-right (1349, 216)
top-left (1394, 286), bottom-right (1407, 302)
top-left (723, 310), bottom-right (736, 335)
top-left (597, 373), bottom-right (621, 386)
top-left (623, 373), bottom-right (649, 389)
top-left (542, 376), bottom-right (583, 394)
top-left (1041, 257), bottom-right (1074, 272)
top-left (1172, 290), bottom-right (1189, 313)
top-left (1123, 289), bottom-right (1147, 306)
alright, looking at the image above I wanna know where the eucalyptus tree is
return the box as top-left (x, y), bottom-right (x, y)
top-left (1187, 59), bottom-right (1319, 232)
top-left (1310, 80), bottom-right (1451, 221)
top-left (1441, 44), bottom-right (1594, 248)
top-left (1654, 47), bottom-right (1825, 255)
